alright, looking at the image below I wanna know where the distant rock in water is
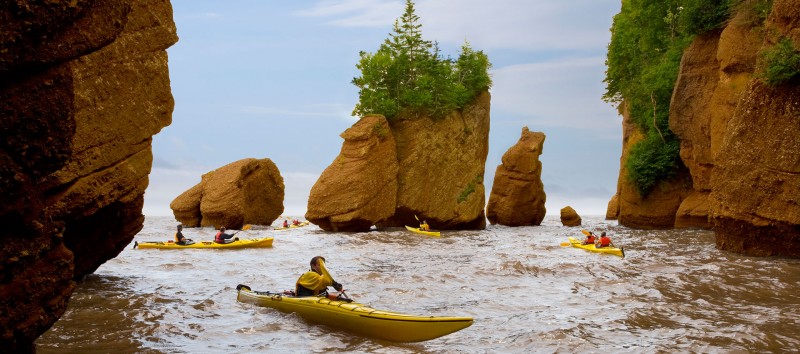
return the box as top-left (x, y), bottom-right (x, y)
top-left (171, 158), bottom-right (284, 229)
top-left (0, 0), bottom-right (177, 350)
top-left (306, 115), bottom-right (398, 231)
top-left (307, 91), bottom-right (491, 231)
top-left (486, 127), bottom-right (546, 226)
top-left (560, 206), bottom-right (582, 227)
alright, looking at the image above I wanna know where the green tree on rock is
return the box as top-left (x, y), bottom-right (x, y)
top-left (352, 0), bottom-right (491, 120)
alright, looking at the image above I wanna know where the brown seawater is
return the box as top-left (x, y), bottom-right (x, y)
top-left (35, 216), bottom-right (800, 353)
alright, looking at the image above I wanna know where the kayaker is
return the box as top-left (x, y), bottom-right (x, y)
top-left (596, 232), bottom-right (612, 248)
top-left (296, 256), bottom-right (343, 297)
top-left (421, 220), bottom-right (430, 231)
top-left (581, 231), bottom-right (597, 245)
top-left (175, 224), bottom-right (194, 245)
top-left (214, 227), bottom-right (235, 244)
top-left (292, 219), bottom-right (301, 226)
top-left (283, 219), bottom-right (289, 228)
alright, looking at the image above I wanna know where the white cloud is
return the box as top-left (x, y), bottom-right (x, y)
top-left (490, 56), bottom-right (620, 132)
top-left (296, 0), bottom-right (402, 27)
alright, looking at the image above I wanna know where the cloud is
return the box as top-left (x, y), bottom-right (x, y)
top-left (490, 56), bottom-right (620, 132)
top-left (299, 0), bottom-right (617, 51)
top-left (296, 0), bottom-right (402, 27)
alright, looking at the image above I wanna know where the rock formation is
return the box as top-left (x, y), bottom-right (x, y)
top-left (171, 158), bottom-right (285, 229)
top-left (0, 0), bottom-right (177, 350)
top-left (608, 102), bottom-right (692, 229)
top-left (486, 127), bottom-right (547, 226)
top-left (609, 1), bottom-right (800, 256)
top-left (306, 116), bottom-right (398, 231)
top-left (307, 91), bottom-right (491, 231)
top-left (560, 206), bottom-right (582, 227)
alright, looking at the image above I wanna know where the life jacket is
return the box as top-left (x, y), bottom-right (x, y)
top-left (214, 231), bottom-right (223, 243)
top-left (598, 236), bottom-right (611, 247)
top-left (585, 235), bottom-right (596, 244)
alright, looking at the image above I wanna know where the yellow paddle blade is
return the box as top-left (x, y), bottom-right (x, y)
top-left (560, 242), bottom-right (571, 247)
top-left (414, 214), bottom-right (419, 221)
top-left (581, 229), bottom-right (591, 236)
top-left (241, 224), bottom-right (252, 231)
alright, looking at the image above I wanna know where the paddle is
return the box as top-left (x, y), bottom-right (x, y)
top-left (232, 224), bottom-right (252, 235)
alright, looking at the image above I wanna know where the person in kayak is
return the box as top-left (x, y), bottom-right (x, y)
top-left (292, 219), bottom-right (301, 226)
top-left (581, 231), bottom-right (597, 245)
top-left (283, 219), bottom-right (289, 228)
top-left (296, 256), bottom-right (343, 297)
top-left (420, 220), bottom-right (430, 231)
top-left (214, 227), bottom-right (236, 244)
top-left (175, 224), bottom-right (194, 245)
top-left (596, 232), bottom-right (613, 248)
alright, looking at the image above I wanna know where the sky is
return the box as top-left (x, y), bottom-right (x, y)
top-left (144, 0), bottom-right (623, 217)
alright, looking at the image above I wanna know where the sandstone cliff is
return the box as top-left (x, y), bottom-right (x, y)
top-left (0, 0), bottom-right (177, 350)
top-left (306, 116), bottom-right (398, 231)
top-left (610, 1), bottom-right (800, 257)
top-left (308, 91), bottom-right (491, 231)
top-left (486, 126), bottom-right (547, 226)
top-left (171, 158), bottom-right (285, 229)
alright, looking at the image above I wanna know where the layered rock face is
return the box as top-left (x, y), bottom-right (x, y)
top-left (308, 91), bottom-right (491, 231)
top-left (709, 0), bottom-right (800, 257)
top-left (486, 127), bottom-right (546, 226)
top-left (610, 1), bottom-right (800, 257)
top-left (171, 158), bottom-right (285, 229)
top-left (0, 0), bottom-right (177, 350)
top-left (560, 206), bottom-right (582, 227)
top-left (608, 102), bottom-right (692, 229)
top-left (306, 116), bottom-right (398, 231)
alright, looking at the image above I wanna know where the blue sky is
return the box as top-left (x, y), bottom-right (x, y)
top-left (145, 0), bottom-right (623, 217)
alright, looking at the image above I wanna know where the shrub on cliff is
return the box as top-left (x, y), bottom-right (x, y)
top-left (603, 0), bottom-right (749, 196)
top-left (351, 0), bottom-right (492, 120)
top-left (760, 37), bottom-right (800, 86)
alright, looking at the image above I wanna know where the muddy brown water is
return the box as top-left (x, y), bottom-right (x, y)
top-left (35, 216), bottom-right (800, 353)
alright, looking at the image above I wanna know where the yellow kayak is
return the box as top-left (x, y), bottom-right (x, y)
top-left (236, 285), bottom-right (472, 342)
top-left (274, 221), bottom-right (310, 231)
top-left (405, 225), bottom-right (441, 237)
top-left (134, 237), bottom-right (273, 249)
top-left (567, 237), bottom-right (624, 257)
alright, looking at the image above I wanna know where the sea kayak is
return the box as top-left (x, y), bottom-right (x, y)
top-left (405, 225), bottom-right (441, 237)
top-left (236, 285), bottom-right (472, 342)
top-left (274, 221), bottom-right (310, 231)
top-left (567, 237), bottom-right (624, 257)
top-left (134, 237), bottom-right (273, 249)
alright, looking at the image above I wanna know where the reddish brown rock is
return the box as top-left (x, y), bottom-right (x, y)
top-left (171, 158), bottom-right (285, 229)
top-left (306, 115), bottom-right (398, 231)
top-left (609, 102), bottom-right (692, 229)
top-left (606, 194), bottom-right (619, 220)
top-left (0, 0), bottom-right (176, 350)
top-left (560, 206), bottom-right (582, 227)
top-left (380, 91), bottom-right (492, 230)
top-left (486, 127), bottom-right (546, 226)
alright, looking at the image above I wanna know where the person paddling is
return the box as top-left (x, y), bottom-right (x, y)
top-left (595, 232), bottom-right (613, 248)
top-left (175, 224), bottom-right (194, 245)
top-left (582, 231), bottom-right (597, 245)
top-left (214, 227), bottom-right (236, 244)
top-left (420, 220), bottom-right (430, 231)
top-left (296, 256), bottom-right (344, 298)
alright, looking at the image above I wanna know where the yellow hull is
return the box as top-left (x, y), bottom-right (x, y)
top-left (236, 286), bottom-right (472, 342)
top-left (568, 237), bottom-right (624, 257)
top-left (134, 237), bottom-right (273, 249)
top-left (405, 225), bottom-right (441, 237)
top-left (274, 221), bottom-right (310, 231)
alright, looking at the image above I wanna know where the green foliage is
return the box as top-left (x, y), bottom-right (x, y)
top-left (625, 133), bottom-right (682, 196)
top-left (760, 37), bottom-right (800, 86)
top-left (457, 174), bottom-right (482, 203)
top-left (603, 0), bottom-right (741, 196)
top-left (351, 0), bottom-right (492, 120)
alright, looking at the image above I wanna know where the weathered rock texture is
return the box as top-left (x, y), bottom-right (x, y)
top-left (610, 1), bottom-right (800, 257)
top-left (171, 158), bottom-right (285, 229)
top-left (608, 102), bottom-right (693, 229)
top-left (308, 91), bottom-right (491, 231)
top-left (560, 206), bottom-right (582, 227)
top-left (306, 116), bottom-right (398, 231)
top-left (0, 0), bottom-right (177, 351)
top-left (486, 127), bottom-right (547, 226)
